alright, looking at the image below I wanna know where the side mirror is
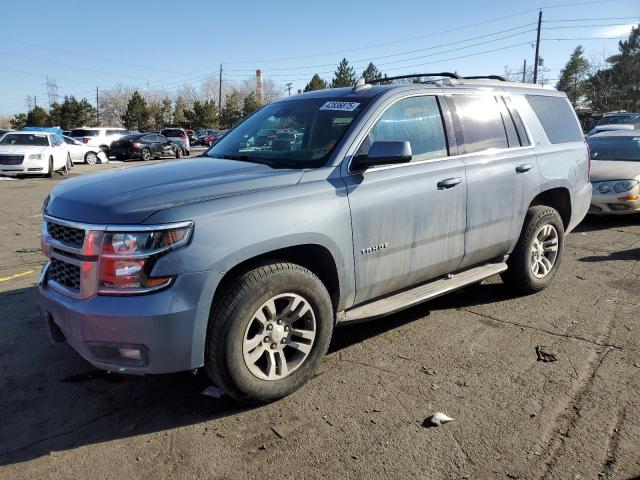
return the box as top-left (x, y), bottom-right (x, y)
top-left (351, 141), bottom-right (412, 170)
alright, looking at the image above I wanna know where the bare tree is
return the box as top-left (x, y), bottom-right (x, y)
top-left (98, 84), bottom-right (134, 127)
top-left (0, 114), bottom-right (12, 129)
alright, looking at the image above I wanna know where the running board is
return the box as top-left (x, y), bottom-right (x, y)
top-left (340, 262), bottom-right (507, 323)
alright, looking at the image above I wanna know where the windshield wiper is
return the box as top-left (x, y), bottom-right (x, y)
top-left (207, 154), bottom-right (291, 169)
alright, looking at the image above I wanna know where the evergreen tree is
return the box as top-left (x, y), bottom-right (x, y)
top-left (331, 58), bottom-right (356, 88)
top-left (10, 113), bottom-right (27, 130)
top-left (159, 97), bottom-right (173, 126)
top-left (25, 106), bottom-right (49, 127)
top-left (304, 74), bottom-right (329, 92)
top-left (186, 99), bottom-right (218, 128)
top-left (220, 91), bottom-right (243, 129)
top-left (361, 63), bottom-right (382, 83)
top-left (173, 96), bottom-right (188, 127)
top-left (121, 91), bottom-right (150, 131)
top-left (556, 46), bottom-right (590, 107)
top-left (242, 92), bottom-right (261, 117)
top-left (48, 96), bottom-right (95, 130)
top-left (607, 24), bottom-right (640, 111)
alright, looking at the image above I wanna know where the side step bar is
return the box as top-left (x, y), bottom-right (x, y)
top-left (340, 262), bottom-right (507, 323)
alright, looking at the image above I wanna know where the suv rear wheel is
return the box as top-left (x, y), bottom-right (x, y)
top-left (501, 205), bottom-right (565, 294)
top-left (205, 262), bottom-right (334, 403)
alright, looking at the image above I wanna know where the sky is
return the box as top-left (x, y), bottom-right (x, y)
top-left (0, 0), bottom-right (638, 116)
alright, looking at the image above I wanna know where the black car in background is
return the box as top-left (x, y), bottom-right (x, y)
top-left (110, 133), bottom-right (182, 161)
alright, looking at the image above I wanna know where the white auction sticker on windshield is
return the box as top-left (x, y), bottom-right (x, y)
top-left (319, 101), bottom-right (360, 112)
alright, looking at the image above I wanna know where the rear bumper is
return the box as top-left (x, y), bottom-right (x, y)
top-left (38, 270), bottom-right (216, 374)
top-left (568, 182), bottom-right (592, 232)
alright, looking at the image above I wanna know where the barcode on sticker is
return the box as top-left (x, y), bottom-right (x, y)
top-left (320, 101), bottom-right (360, 112)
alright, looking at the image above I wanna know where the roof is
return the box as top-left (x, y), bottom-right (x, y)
top-left (590, 129), bottom-right (640, 138)
top-left (278, 75), bottom-right (559, 103)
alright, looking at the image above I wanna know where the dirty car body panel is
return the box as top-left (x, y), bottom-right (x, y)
top-left (39, 79), bottom-right (590, 375)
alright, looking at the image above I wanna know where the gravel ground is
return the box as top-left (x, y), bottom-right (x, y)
top-left (1, 159), bottom-right (639, 480)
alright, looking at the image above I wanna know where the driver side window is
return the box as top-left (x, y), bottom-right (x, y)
top-left (358, 96), bottom-right (448, 162)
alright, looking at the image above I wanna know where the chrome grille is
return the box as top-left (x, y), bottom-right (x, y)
top-left (48, 258), bottom-right (81, 291)
top-left (0, 155), bottom-right (24, 165)
top-left (48, 222), bottom-right (85, 247)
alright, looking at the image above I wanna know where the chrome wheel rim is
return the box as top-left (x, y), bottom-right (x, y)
top-left (86, 152), bottom-right (97, 164)
top-left (242, 293), bottom-right (316, 381)
top-left (142, 149), bottom-right (150, 160)
top-left (530, 224), bottom-right (559, 278)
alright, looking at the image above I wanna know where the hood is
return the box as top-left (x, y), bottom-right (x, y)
top-left (46, 157), bottom-right (303, 224)
top-left (590, 160), bottom-right (640, 182)
top-left (0, 145), bottom-right (47, 155)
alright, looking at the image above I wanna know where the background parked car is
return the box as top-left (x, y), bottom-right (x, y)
top-left (160, 128), bottom-right (190, 155)
top-left (110, 133), bottom-right (182, 161)
top-left (68, 127), bottom-right (127, 156)
top-left (0, 131), bottom-right (70, 177)
top-left (185, 129), bottom-right (198, 145)
top-left (587, 130), bottom-right (640, 215)
top-left (62, 136), bottom-right (108, 165)
top-left (587, 112), bottom-right (640, 136)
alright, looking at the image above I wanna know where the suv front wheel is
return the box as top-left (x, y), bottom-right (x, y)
top-left (501, 205), bottom-right (565, 294)
top-left (205, 262), bottom-right (334, 403)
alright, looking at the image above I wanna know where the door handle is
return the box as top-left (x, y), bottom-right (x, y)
top-left (437, 177), bottom-right (463, 189)
top-left (516, 163), bottom-right (533, 173)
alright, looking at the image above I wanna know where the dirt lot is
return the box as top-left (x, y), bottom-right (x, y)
top-left (1, 161), bottom-right (639, 480)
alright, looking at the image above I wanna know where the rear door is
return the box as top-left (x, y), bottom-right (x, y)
top-left (343, 94), bottom-right (467, 304)
top-left (156, 135), bottom-right (174, 157)
top-left (63, 136), bottom-right (83, 162)
top-left (446, 93), bottom-right (536, 269)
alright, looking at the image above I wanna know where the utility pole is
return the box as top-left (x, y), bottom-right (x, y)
top-left (533, 10), bottom-right (542, 84)
top-left (522, 59), bottom-right (527, 83)
top-left (218, 64), bottom-right (223, 118)
top-left (96, 86), bottom-right (100, 126)
top-left (286, 83), bottom-right (293, 96)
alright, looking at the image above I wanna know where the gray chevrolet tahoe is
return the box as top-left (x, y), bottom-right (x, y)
top-left (39, 74), bottom-right (591, 403)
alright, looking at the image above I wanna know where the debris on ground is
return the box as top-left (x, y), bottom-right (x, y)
top-left (422, 412), bottom-right (454, 428)
top-left (535, 346), bottom-right (558, 363)
top-left (271, 417), bottom-right (305, 439)
top-left (201, 386), bottom-right (224, 398)
top-left (420, 366), bottom-right (437, 375)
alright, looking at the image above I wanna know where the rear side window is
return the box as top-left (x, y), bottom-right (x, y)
top-left (70, 129), bottom-right (99, 137)
top-left (161, 129), bottom-right (184, 137)
top-left (359, 95), bottom-right (447, 162)
top-left (526, 95), bottom-right (583, 144)
top-left (449, 95), bottom-right (508, 154)
top-left (106, 129), bottom-right (123, 136)
top-left (140, 135), bottom-right (155, 142)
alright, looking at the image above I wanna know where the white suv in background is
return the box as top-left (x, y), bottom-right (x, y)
top-left (69, 127), bottom-right (127, 156)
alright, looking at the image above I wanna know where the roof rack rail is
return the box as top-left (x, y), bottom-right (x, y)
top-left (368, 72), bottom-right (461, 84)
top-left (462, 75), bottom-right (507, 81)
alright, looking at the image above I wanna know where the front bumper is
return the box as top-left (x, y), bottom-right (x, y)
top-left (590, 191), bottom-right (640, 215)
top-left (38, 269), bottom-right (214, 374)
top-left (0, 156), bottom-right (48, 175)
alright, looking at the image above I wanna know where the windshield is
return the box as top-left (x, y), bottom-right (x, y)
top-left (597, 115), bottom-right (640, 126)
top-left (0, 133), bottom-right (49, 146)
top-left (587, 136), bottom-right (640, 161)
top-left (206, 98), bottom-right (368, 168)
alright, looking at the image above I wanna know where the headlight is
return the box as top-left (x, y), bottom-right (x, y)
top-left (29, 154), bottom-right (42, 160)
top-left (614, 180), bottom-right (638, 193)
top-left (598, 183), bottom-right (613, 193)
top-left (98, 222), bottom-right (193, 294)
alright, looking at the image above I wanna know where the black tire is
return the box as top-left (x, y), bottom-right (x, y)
top-left (99, 145), bottom-right (109, 157)
top-left (85, 151), bottom-right (98, 165)
top-left (46, 157), bottom-right (54, 178)
top-left (204, 262), bottom-right (334, 404)
top-left (501, 205), bottom-right (565, 294)
top-left (141, 148), bottom-right (151, 161)
top-left (175, 147), bottom-right (183, 159)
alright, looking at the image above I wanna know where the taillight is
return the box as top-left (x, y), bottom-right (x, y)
top-left (82, 137), bottom-right (90, 144)
top-left (97, 222), bottom-right (193, 295)
top-left (585, 142), bottom-right (591, 182)
top-left (180, 135), bottom-right (187, 140)
top-left (132, 142), bottom-right (142, 148)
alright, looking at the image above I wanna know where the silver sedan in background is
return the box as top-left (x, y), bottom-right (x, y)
top-left (588, 130), bottom-right (640, 215)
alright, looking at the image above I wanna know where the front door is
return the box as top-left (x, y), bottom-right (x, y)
top-left (342, 95), bottom-right (467, 305)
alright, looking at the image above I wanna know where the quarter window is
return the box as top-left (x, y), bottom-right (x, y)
top-left (525, 95), bottom-right (583, 144)
top-left (450, 95), bottom-right (508, 154)
top-left (359, 96), bottom-right (447, 162)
